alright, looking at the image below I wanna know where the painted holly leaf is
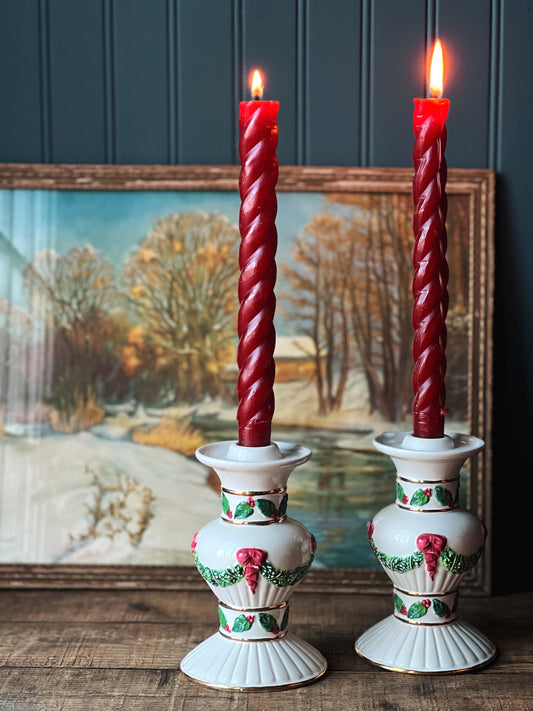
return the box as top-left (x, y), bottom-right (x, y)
top-left (280, 607), bottom-right (289, 631)
top-left (234, 502), bottom-right (254, 520)
top-left (221, 493), bottom-right (230, 515)
top-left (278, 494), bottom-right (288, 518)
top-left (432, 598), bottom-right (450, 617)
top-left (218, 607), bottom-right (227, 629)
top-left (407, 602), bottom-right (429, 619)
top-left (434, 486), bottom-right (452, 507)
top-left (257, 499), bottom-right (276, 519)
top-left (394, 593), bottom-right (404, 613)
top-left (232, 614), bottom-right (253, 633)
top-left (396, 482), bottom-right (405, 502)
top-left (259, 613), bottom-right (277, 632)
top-left (410, 489), bottom-right (430, 507)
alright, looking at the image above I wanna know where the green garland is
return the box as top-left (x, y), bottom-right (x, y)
top-left (194, 550), bottom-right (244, 587)
top-left (260, 555), bottom-right (314, 587)
top-left (370, 538), bottom-right (425, 573)
top-left (371, 538), bottom-right (484, 575)
top-left (194, 549), bottom-right (314, 589)
top-left (440, 545), bottom-right (483, 574)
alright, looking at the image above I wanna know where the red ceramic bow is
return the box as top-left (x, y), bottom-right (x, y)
top-left (236, 548), bottom-right (268, 594)
top-left (416, 533), bottom-right (447, 580)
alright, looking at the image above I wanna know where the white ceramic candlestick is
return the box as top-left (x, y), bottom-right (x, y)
top-left (355, 431), bottom-right (496, 674)
top-left (180, 440), bottom-right (327, 690)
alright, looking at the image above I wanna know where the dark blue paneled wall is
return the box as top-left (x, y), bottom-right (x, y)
top-left (0, 0), bottom-right (531, 592)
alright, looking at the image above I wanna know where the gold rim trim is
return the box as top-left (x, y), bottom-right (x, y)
top-left (222, 486), bottom-right (287, 496)
top-left (397, 475), bottom-right (460, 484)
top-left (220, 515), bottom-right (287, 526)
top-left (218, 629), bottom-right (288, 643)
top-left (393, 613), bottom-right (458, 626)
top-left (355, 646), bottom-right (497, 675)
top-left (396, 502), bottom-right (455, 513)
top-left (180, 666), bottom-right (327, 692)
top-left (218, 600), bottom-right (288, 612)
top-left (393, 586), bottom-right (458, 598)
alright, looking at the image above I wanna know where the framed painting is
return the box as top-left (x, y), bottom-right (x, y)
top-left (0, 164), bottom-right (494, 593)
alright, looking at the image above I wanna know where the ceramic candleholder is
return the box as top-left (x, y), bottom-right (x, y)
top-left (180, 440), bottom-right (327, 691)
top-left (355, 431), bottom-right (496, 674)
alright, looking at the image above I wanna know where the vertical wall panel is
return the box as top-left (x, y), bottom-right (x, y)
top-left (243, 0), bottom-right (298, 165)
top-left (439, 1), bottom-right (491, 168)
top-left (307, 0), bottom-right (361, 165)
top-left (491, 0), bottom-right (533, 591)
top-left (371, 0), bottom-right (426, 167)
top-left (0, 2), bottom-right (42, 162)
top-left (113, 0), bottom-right (169, 164)
top-left (178, 1), bottom-right (233, 164)
top-left (48, 0), bottom-right (106, 163)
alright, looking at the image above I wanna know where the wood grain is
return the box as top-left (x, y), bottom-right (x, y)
top-left (0, 668), bottom-right (530, 711)
top-left (0, 589), bottom-right (530, 710)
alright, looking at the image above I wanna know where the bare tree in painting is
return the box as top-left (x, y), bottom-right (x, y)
top-left (122, 212), bottom-right (239, 403)
top-left (340, 192), bottom-right (468, 421)
top-left (281, 192), bottom-right (469, 423)
top-left (23, 246), bottom-right (125, 430)
top-left (333, 193), bottom-right (413, 421)
top-left (280, 214), bottom-right (352, 415)
top-left (438, 193), bottom-right (470, 415)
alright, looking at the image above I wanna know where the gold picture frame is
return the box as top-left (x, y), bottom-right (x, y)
top-left (0, 164), bottom-right (494, 593)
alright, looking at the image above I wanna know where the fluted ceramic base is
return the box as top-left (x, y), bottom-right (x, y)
top-left (181, 631), bottom-right (327, 690)
top-left (355, 615), bottom-right (496, 674)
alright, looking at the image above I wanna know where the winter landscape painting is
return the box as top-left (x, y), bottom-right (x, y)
top-left (0, 165), bottom-right (493, 587)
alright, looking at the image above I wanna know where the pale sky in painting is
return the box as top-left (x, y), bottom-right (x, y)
top-left (0, 187), bottom-right (342, 332)
top-left (55, 190), bottom-right (334, 268)
top-left (2, 189), bottom-right (329, 266)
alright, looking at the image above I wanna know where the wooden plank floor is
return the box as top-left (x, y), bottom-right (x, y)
top-left (0, 588), bottom-right (530, 710)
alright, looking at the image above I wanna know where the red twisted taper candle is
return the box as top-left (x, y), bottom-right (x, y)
top-left (411, 41), bottom-right (449, 439)
top-left (237, 72), bottom-right (279, 447)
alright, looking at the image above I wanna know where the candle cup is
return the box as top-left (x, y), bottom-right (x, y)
top-left (355, 431), bottom-right (496, 673)
top-left (180, 440), bottom-right (327, 690)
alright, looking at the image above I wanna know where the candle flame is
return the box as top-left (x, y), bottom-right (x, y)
top-left (250, 70), bottom-right (264, 99)
top-left (429, 40), bottom-right (444, 97)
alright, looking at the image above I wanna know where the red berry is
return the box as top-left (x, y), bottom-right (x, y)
top-left (272, 625), bottom-right (280, 635)
top-left (367, 520), bottom-right (374, 539)
top-left (402, 495), bottom-right (408, 504)
top-left (424, 488), bottom-right (432, 497)
top-left (400, 606), bottom-right (407, 615)
top-left (191, 532), bottom-right (198, 551)
top-left (247, 497), bottom-right (255, 508)
top-left (421, 599), bottom-right (431, 608)
top-left (246, 615), bottom-right (255, 624)
top-left (227, 510), bottom-right (233, 519)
